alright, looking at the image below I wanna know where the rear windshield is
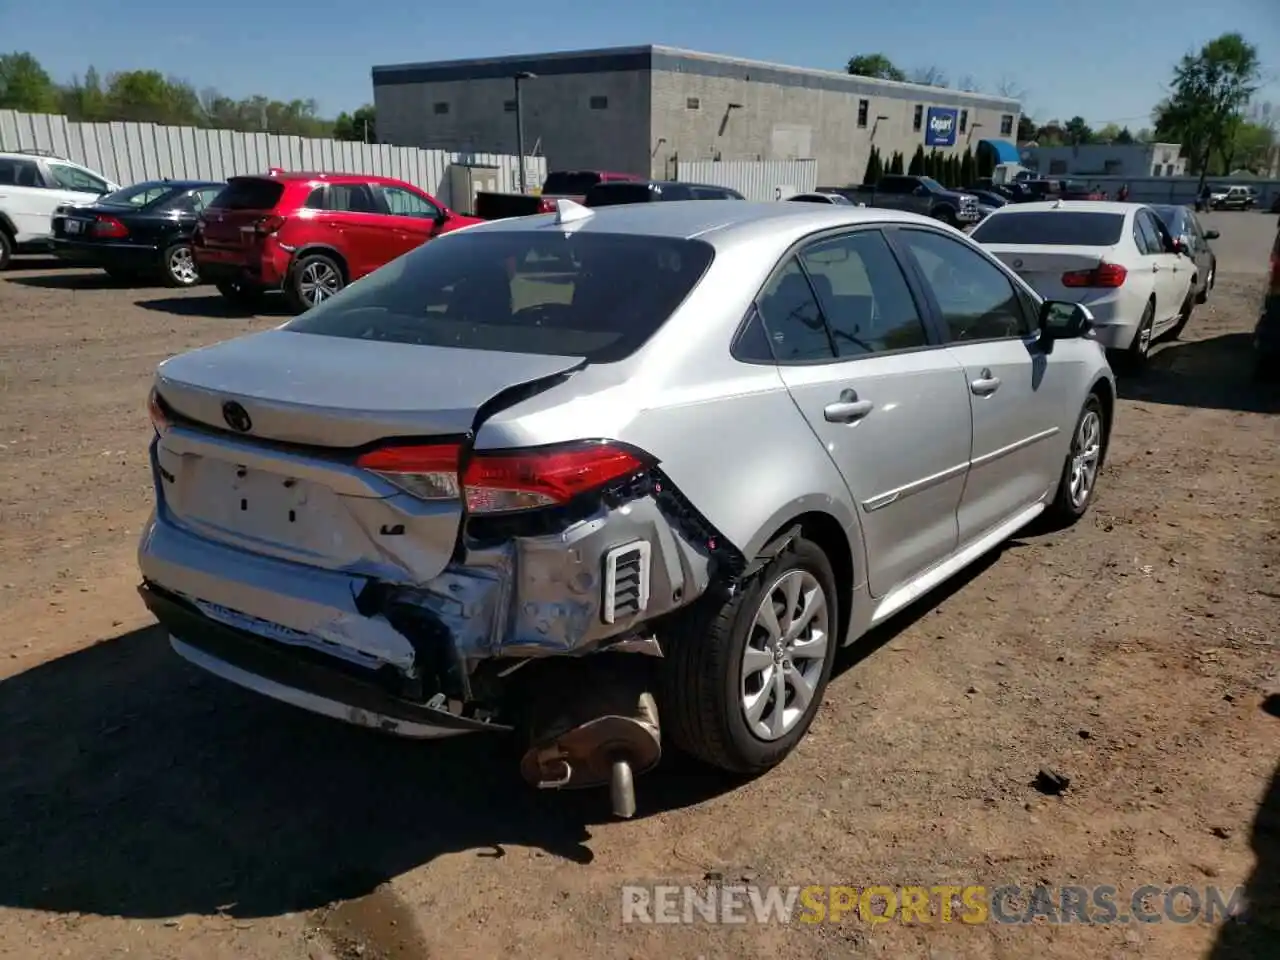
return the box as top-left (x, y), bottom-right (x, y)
top-left (208, 177), bottom-right (284, 211)
top-left (541, 172), bottom-right (601, 195)
top-left (971, 211), bottom-right (1125, 247)
top-left (99, 182), bottom-right (177, 208)
top-left (284, 230), bottom-right (715, 363)
top-left (585, 183), bottom-right (656, 206)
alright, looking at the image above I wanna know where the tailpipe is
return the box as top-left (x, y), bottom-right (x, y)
top-left (519, 662), bottom-right (661, 819)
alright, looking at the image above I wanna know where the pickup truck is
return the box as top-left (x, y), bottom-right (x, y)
top-left (816, 175), bottom-right (981, 227)
top-left (474, 169), bottom-right (643, 220)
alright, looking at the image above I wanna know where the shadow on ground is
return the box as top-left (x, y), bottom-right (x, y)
top-left (5, 270), bottom-right (155, 291)
top-left (7, 255), bottom-right (68, 271)
top-left (1122, 332), bottom-right (1280, 413)
top-left (0, 544), bottom-right (1007, 922)
top-left (135, 293), bottom-right (290, 319)
top-left (1207, 696), bottom-right (1279, 958)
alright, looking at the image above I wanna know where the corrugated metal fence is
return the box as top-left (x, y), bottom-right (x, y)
top-left (0, 110), bottom-right (545, 211)
top-left (673, 160), bottom-right (818, 201)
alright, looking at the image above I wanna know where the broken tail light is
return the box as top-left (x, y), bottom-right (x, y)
top-left (147, 387), bottom-right (171, 436)
top-left (355, 441), bottom-right (653, 513)
top-left (1061, 262), bottom-right (1127, 288)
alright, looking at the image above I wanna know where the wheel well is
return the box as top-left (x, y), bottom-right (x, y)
top-left (1090, 378), bottom-right (1115, 464)
top-left (292, 246), bottom-right (349, 282)
top-left (760, 511), bottom-right (854, 645)
top-left (0, 214), bottom-right (14, 240)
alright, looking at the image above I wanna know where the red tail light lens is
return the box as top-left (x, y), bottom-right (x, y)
top-left (255, 215), bottom-right (286, 235)
top-left (1062, 262), bottom-right (1127, 288)
top-left (355, 441), bottom-right (653, 512)
top-left (147, 388), bottom-right (170, 436)
top-left (537, 198), bottom-right (556, 213)
top-left (92, 215), bottom-right (128, 239)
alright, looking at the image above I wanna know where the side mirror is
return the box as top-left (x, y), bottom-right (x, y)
top-left (1039, 300), bottom-right (1094, 342)
top-left (1203, 229), bottom-right (1220, 241)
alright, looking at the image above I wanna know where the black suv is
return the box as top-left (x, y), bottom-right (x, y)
top-left (583, 180), bottom-right (745, 206)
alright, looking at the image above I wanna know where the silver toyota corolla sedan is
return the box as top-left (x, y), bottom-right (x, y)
top-left (138, 199), bottom-right (1115, 815)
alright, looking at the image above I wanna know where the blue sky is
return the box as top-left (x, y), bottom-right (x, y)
top-left (3, 0), bottom-right (1277, 127)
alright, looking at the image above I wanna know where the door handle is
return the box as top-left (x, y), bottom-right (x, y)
top-left (970, 369), bottom-right (1001, 396)
top-left (824, 388), bottom-right (874, 423)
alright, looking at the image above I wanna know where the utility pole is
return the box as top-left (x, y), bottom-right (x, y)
top-left (513, 71), bottom-right (536, 193)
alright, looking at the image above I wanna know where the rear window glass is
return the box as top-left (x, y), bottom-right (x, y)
top-left (541, 172), bottom-right (601, 195)
top-left (100, 182), bottom-right (176, 208)
top-left (209, 178), bottom-right (284, 211)
top-left (284, 231), bottom-right (715, 363)
top-left (971, 211), bottom-right (1125, 247)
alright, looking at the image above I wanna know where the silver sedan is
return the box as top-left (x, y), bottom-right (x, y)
top-left (138, 199), bottom-right (1116, 814)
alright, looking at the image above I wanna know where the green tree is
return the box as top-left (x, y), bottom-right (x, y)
top-left (863, 146), bottom-right (883, 185)
top-left (0, 51), bottom-right (58, 112)
top-left (1222, 120), bottom-right (1274, 174)
top-left (1016, 115), bottom-right (1036, 141)
top-left (1154, 32), bottom-right (1261, 190)
top-left (1064, 116), bottom-right (1094, 144)
top-left (846, 54), bottom-right (906, 82)
top-left (960, 147), bottom-right (975, 185)
top-left (976, 144), bottom-right (996, 179)
top-left (334, 104), bottom-right (376, 142)
top-left (59, 66), bottom-right (107, 121)
top-left (1114, 126), bottom-right (1136, 144)
top-left (908, 145), bottom-right (926, 175)
top-left (1094, 123), bottom-right (1123, 143)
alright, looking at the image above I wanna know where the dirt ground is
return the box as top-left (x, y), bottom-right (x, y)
top-left (1, 211), bottom-right (1277, 960)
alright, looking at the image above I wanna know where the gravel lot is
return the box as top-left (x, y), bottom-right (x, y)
top-left (0, 211), bottom-right (1277, 960)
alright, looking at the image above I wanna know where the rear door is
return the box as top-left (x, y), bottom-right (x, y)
top-left (760, 227), bottom-right (973, 603)
top-left (312, 182), bottom-right (386, 279)
top-left (892, 227), bottom-right (1070, 546)
top-left (0, 157), bottom-right (56, 241)
top-left (374, 184), bottom-right (444, 261)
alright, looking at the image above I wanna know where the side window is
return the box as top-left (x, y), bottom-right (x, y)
top-left (303, 186), bottom-right (327, 210)
top-left (1143, 211), bottom-right (1174, 252)
top-left (47, 163), bottom-right (106, 193)
top-left (799, 231), bottom-right (929, 356)
top-left (898, 229), bottom-right (1032, 341)
top-left (193, 187), bottom-right (223, 211)
top-left (0, 158), bottom-right (46, 188)
top-left (754, 257), bottom-right (834, 362)
top-left (381, 185), bottom-right (440, 219)
top-left (326, 183), bottom-right (378, 213)
top-left (1133, 213), bottom-right (1161, 254)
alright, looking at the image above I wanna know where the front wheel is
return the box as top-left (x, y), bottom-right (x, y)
top-left (1169, 291), bottom-right (1195, 339)
top-left (658, 537), bottom-right (839, 774)
top-left (1044, 393), bottom-right (1106, 526)
top-left (285, 253), bottom-right (344, 313)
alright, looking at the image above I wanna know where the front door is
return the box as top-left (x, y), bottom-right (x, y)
top-left (1134, 208), bottom-right (1185, 327)
top-left (758, 228), bottom-right (973, 598)
top-left (891, 227), bottom-right (1069, 545)
top-left (375, 184), bottom-right (443, 261)
top-left (318, 182), bottom-right (388, 279)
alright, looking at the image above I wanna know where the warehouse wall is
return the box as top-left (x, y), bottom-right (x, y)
top-left (650, 69), bottom-right (1018, 186)
top-left (376, 71), bottom-right (652, 176)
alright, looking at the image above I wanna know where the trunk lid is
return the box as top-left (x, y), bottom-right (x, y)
top-left (984, 244), bottom-right (1113, 292)
top-left (154, 330), bottom-right (586, 582)
top-left (198, 176), bottom-right (286, 250)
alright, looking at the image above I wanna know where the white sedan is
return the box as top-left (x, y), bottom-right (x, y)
top-left (969, 200), bottom-right (1195, 370)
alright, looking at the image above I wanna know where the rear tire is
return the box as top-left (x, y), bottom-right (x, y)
top-left (1044, 393), bottom-right (1106, 527)
top-left (285, 253), bottom-right (344, 313)
top-left (1117, 300), bottom-right (1156, 374)
top-left (0, 228), bottom-right (12, 270)
top-left (657, 537), bottom-right (839, 774)
top-left (161, 241), bottom-right (200, 287)
top-left (1168, 291), bottom-right (1194, 339)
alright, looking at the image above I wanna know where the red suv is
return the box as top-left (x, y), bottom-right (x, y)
top-left (193, 171), bottom-right (482, 312)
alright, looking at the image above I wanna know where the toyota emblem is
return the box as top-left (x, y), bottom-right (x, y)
top-left (222, 401), bottom-right (252, 433)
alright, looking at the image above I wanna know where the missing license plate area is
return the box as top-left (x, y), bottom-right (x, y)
top-left (183, 459), bottom-right (311, 541)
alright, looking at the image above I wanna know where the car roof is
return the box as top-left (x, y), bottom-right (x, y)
top-left (239, 171), bottom-right (409, 187)
top-left (987, 200), bottom-right (1138, 215)
top-left (457, 199), bottom-right (950, 247)
top-left (592, 180), bottom-right (733, 190)
top-left (131, 178), bottom-right (225, 190)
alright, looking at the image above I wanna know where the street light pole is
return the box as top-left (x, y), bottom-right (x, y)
top-left (513, 71), bottom-right (536, 194)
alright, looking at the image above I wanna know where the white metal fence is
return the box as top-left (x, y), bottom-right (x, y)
top-left (0, 109), bottom-right (545, 212)
top-left (673, 160), bottom-right (818, 201)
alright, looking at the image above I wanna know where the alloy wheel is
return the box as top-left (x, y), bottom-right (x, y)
top-left (299, 260), bottom-right (341, 305)
top-left (740, 569), bottom-right (831, 741)
top-left (1068, 408), bottom-right (1102, 509)
top-left (168, 245), bottom-right (198, 285)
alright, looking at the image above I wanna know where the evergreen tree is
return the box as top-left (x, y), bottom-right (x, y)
top-left (960, 148), bottom-right (976, 186)
top-left (908, 145), bottom-right (926, 176)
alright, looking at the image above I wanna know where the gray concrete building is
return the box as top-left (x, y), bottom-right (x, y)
top-left (1020, 142), bottom-right (1188, 179)
top-left (372, 45), bottom-right (1023, 188)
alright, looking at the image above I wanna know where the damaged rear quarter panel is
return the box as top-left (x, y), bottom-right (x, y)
top-left (406, 493), bottom-right (713, 665)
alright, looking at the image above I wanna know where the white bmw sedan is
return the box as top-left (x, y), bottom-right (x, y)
top-left (970, 200), bottom-right (1196, 371)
